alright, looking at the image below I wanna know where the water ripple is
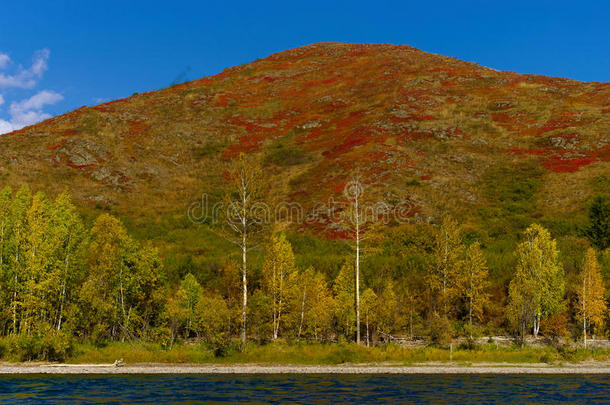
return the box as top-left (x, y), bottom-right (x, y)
top-left (0, 374), bottom-right (607, 404)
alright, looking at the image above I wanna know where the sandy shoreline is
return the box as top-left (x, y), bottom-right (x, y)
top-left (0, 362), bottom-right (609, 374)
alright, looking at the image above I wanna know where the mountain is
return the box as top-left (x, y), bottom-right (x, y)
top-left (0, 42), bottom-right (608, 249)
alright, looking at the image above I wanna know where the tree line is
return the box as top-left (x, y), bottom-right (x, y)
top-left (0, 172), bottom-right (608, 357)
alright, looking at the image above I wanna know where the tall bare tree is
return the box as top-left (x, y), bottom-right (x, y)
top-left (341, 174), bottom-right (383, 344)
top-left (221, 153), bottom-right (268, 345)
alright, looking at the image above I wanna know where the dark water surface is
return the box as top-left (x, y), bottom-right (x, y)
top-left (0, 374), bottom-right (608, 404)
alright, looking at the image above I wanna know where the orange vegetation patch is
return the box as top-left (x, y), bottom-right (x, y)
top-left (127, 121), bottom-right (150, 136)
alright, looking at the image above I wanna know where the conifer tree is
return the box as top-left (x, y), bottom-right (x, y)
top-left (585, 196), bottom-right (610, 250)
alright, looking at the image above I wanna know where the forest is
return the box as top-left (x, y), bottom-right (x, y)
top-left (0, 157), bottom-right (608, 363)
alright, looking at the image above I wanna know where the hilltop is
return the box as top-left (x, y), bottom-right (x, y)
top-left (0, 42), bottom-right (608, 273)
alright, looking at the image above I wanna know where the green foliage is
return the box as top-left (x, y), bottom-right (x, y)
top-left (192, 142), bottom-right (224, 158)
top-left (507, 224), bottom-right (565, 340)
top-left (5, 329), bottom-right (73, 362)
top-left (428, 314), bottom-right (454, 346)
top-left (0, 186), bottom-right (604, 362)
top-left (480, 163), bottom-right (542, 238)
top-left (585, 196), bottom-right (610, 250)
top-left (333, 261), bottom-right (356, 339)
top-left (195, 293), bottom-right (232, 356)
top-left (264, 145), bottom-right (311, 166)
top-left (262, 232), bottom-right (297, 339)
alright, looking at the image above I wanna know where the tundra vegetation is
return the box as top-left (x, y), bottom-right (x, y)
top-left (0, 182), bottom-right (608, 364)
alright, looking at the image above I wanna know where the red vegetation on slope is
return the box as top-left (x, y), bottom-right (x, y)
top-left (542, 155), bottom-right (599, 173)
top-left (538, 112), bottom-right (583, 135)
top-left (508, 147), bottom-right (601, 173)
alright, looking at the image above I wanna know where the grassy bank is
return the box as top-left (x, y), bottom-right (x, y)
top-left (58, 342), bottom-right (610, 365)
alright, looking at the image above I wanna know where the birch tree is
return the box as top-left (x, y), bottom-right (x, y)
top-left (576, 248), bottom-right (606, 348)
top-left (50, 191), bottom-right (86, 331)
top-left (341, 174), bottom-right (372, 344)
top-left (288, 267), bottom-right (333, 341)
top-left (177, 273), bottom-right (202, 337)
top-left (507, 224), bottom-right (564, 340)
top-left (333, 261), bottom-right (356, 339)
top-left (9, 186), bottom-right (31, 334)
top-left (360, 288), bottom-right (377, 347)
top-left (428, 216), bottom-right (463, 319)
top-left (82, 214), bottom-right (131, 339)
top-left (460, 242), bottom-right (489, 326)
top-left (221, 153), bottom-right (268, 345)
top-left (23, 191), bottom-right (54, 334)
top-left (262, 232), bottom-right (295, 339)
top-left (0, 186), bottom-right (12, 269)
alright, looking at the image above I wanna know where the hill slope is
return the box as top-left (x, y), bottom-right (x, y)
top-left (0, 42), bottom-right (608, 246)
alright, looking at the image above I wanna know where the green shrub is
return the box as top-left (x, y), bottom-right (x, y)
top-left (264, 146), bottom-right (310, 166)
top-left (7, 331), bottom-right (73, 362)
top-left (429, 314), bottom-right (454, 347)
top-left (460, 324), bottom-right (482, 350)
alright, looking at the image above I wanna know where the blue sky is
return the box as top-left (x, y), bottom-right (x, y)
top-left (1, 0), bottom-right (609, 134)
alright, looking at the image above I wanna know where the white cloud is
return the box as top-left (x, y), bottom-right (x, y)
top-left (0, 48), bottom-right (61, 135)
top-left (0, 120), bottom-right (14, 134)
top-left (0, 90), bottom-right (63, 135)
top-left (0, 49), bottom-right (49, 89)
top-left (0, 53), bottom-right (9, 69)
top-left (11, 90), bottom-right (62, 113)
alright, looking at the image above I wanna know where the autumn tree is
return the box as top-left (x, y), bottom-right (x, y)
top-left (22, 191), bottom-right (55, 334)
top-left (218, 261), bottom-right (241, 335)
top-left (79, 214), bottom-right (164, 340)
top-left (333, 261), bottom-right (356, 340)
top-left (195, 292), bottom-right (232, 354)
top-left (176, 273), bottom-right (203, 337)
top-left (50, 191), bottom-right (87, 331)
top-left (0, 186), bottom-right (12, 269)
top-left (341, 174), bottom-right (383, 344)
top-left (262, 232), bottom-right (296, 339)
top-left (221, 153), bottom-right (268, 345)
top-left (428, 216), bottom-right (463, 319)
top-left (8, 186), bottom-right (31, 334)
top-left (375, 279), bottom-right (399, 341)
top-left (360, 288), bottom-right (377, 346)
top-left (460, 242), bottom-right (489, 327)
top-left (288, 267), bottom-right (334, 341)
top-left (576, 248), bottom-right (606, 348)
top-left (507, 224), bottom-right (564, 340)
top-left (0, 187), bottom-right (12, 332)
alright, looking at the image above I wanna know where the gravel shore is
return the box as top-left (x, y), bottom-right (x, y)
top-left (0, 362), bottom-right (609, 374)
